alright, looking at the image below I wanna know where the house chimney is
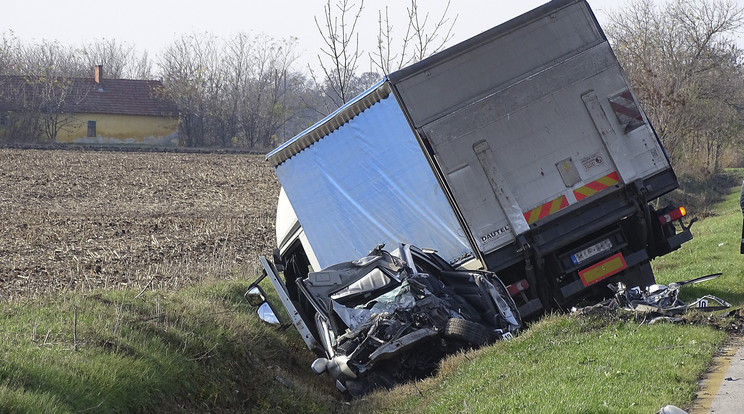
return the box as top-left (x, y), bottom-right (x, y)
top-left (94, 65), bottom-right (103, 84)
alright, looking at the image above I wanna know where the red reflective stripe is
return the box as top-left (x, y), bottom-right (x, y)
top-left (610, 91), bottom-right (643, 121)
top-left (555, 195), bottom-right (568, 210)
top-left (584, 180), bottom-right (607, 192)
top-left (573, 172), bottom-right (620, 201)
top-left (605, 171), bottom-right (620, 182)
top-left (610, 101), bottom-right (643, 121)
top-left (523, 208), bottom-right (539, 224)
top-left (574, 189), bottom-right (591, 201)
top-left (539, 201), bottom-right (553, 218)
top-left (523, 195), bottom-right (569, 224)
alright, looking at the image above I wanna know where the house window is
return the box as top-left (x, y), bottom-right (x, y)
top-left (87, 121), bottom-right (96, 137)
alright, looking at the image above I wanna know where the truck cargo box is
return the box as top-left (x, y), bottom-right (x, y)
top-left (268, 82), bottom-right (472, 268)
top-left (267, 0), bottom-right (692, 317)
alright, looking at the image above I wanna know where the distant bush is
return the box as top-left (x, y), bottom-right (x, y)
top-left (659, 170), bottom-right (742, 218)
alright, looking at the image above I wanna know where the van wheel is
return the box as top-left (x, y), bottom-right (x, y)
top-left (444, 318), bottom-right (491, 346)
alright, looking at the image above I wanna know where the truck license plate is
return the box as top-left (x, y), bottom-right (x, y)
top-left (571, 239), bottom-right (612, 265)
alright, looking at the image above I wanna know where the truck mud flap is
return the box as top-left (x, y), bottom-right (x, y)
top-left (518, 299), bottom-right (543, 317)
top-left (666, 229), bottom-right (693, 251)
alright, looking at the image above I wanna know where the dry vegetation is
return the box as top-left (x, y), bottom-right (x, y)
top-left (0, 148), bottom-right (279, 301)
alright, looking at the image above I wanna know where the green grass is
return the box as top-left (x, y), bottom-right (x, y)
top-left (0, 278), bottom-right (339, 413)
top-left (352, 315), bottom-right (726, 413)
top-left (652, 169), bottom-right (744, 305)
top-left (1, 172), bottom-right (742, 413)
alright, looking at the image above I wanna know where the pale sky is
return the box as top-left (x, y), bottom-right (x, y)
top-left (1, 1), bottom-right (643, 71)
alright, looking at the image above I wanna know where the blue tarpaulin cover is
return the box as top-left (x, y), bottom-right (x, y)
top-left (273, 87), bottom-right (472, 269)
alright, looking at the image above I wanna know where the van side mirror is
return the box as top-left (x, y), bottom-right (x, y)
top-left (245, 281), bottom-right (281, 326)
top-left (257, 302), bottom-right (280, 325)
top-left (245, 287), bottom-right (266, 307)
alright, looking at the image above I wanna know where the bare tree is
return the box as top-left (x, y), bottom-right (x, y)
top-left (310, 0), bottom-right (458, 115)
top-left (239, 35), bottom-right (299, 149)
top-left (311, 0), bottom-right (365, 112)
top-left (78, 39), bottom-right (153, 79)
top-left (0, 39), bottom-right (92, 141)
top-left (79, 39), bottom-right (133, 78)
top-left (35, 77), bottom-right (89, 140)
top-left (0, 73), bottom-right (89, 142)
top-left (130, 50), bottom-right (154, 80)
top-left (218, 33), bottom-right (299, 149)
top-left (0, 31), bottom-right (21, 76)
top-left (606, 0), bottom-right (744, 175)
top-left (372, 0), bottom-right (457, 75)
top-left (159, 32), bottom-right (302, 149)
top-left (159, 33), bottom-right (221, 147)
top-left (13, 40), bottom-right (82, 77)
top-left (0, 75), bottom-right (43, 141)
top-left (1, 35), bottom-right (153, 80)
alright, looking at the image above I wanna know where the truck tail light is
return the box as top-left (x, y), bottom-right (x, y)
top-left (506, 279), bottom-right (530, 297)
top-left (659, 206), bottom-right (686, 225)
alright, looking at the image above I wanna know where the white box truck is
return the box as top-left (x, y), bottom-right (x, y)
top-left (265, 0), bottom-right (693, 319)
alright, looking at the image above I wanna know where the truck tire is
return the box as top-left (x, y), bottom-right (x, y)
top-left (444, 318), bottom-right (491, 346)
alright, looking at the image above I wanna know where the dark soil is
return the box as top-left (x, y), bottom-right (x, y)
top-left (0, 148), bottom-right (279, 301)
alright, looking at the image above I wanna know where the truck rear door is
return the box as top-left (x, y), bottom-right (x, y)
top-left (388, 0), bottom-right (670, 257)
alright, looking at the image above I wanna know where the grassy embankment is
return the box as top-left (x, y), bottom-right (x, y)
top-left (0, 278), bottom-right (341, 413)
top-left (1, 171), bottom-right (742, 413)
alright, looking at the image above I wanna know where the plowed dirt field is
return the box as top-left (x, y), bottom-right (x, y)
top-left (0, 148), bottom-right (279, 301)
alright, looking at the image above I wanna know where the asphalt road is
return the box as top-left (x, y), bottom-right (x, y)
top-left (689, 336), bottom-right (744, 414)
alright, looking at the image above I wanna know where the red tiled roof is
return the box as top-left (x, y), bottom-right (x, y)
top-left (0, 76), bottom-right (180, 117)
top-left (75, 78), bottom-right (180, 117)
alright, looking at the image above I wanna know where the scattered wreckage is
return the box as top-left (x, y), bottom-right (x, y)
top-left (247, 243), bottom-right (521, 397)
top-left (573, 273), bottom-right (730, 322)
